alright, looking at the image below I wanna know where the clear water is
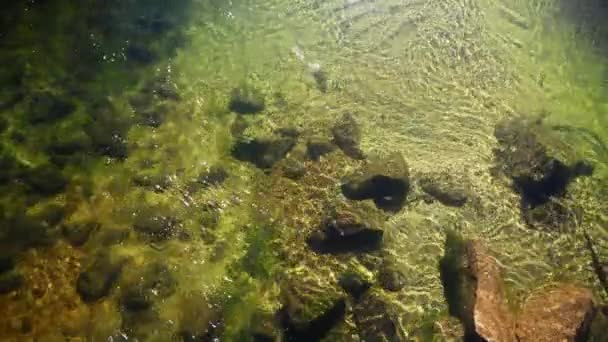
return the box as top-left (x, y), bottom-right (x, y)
top-left (0, 0), bottom-right (606, 340)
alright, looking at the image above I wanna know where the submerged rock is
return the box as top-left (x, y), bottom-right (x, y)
top-left (188, 165), bottom-right (229, 193)
top-left (85, 100), bottom-right (131, 159)
top-left (125, 44), bottom-right (156, 64)
top-left (341, 152), bottom-right (410, 212)
top-left (377, 263), bottom-right (407, 292)
top-left (419, 174), bottom-right (468, 207)
top-left (76, 252), bottom-right (127, 302)
top-left (306, 137), bottom-right (336, 161)
top-left (0, 271), bottom-right (24, 294)
top-left (121, 263), bottom-right (177, 312)
top-left (338, 272), bottom-right (372, 301)
top-left (228, 85), bottom-right (265, 114)
top-left (493, 119), bottom-right (593, 229)
top-left (439, 233), bottom-right (515, 341)
top-left (307, 202), bottom-right (384, 254)
top-left (279, 276), bottom-right (346, 341)
top-left (232, 136), bottom-right (296, 169)
top-left (331, 113), bottom-right (365, 159)
top-left (20, 164), bottom-right (68, 196)
top-left (353, 290), bottom-right (400, 341)
top-left (515, 285), bottom-right (595, 342)
top-left (133, 207), bottom-right (180, 241)
top-left (280, 158), bottom-right (306, 180)
top-left (62, 221), bottom-right (99, 247)
top-left (27, 92), bottom-right (76, 124)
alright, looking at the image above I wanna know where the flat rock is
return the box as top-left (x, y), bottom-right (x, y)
top-left (341, 152), bottom-right (410, 212)
top-left (419, 174), bottom-right (468, 207)
top-left (331, 113), bottom-right (365, 159)
top-left (515, 284), bottom-right (595, 342)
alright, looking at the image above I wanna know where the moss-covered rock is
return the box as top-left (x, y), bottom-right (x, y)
top-left (493, 119), bottom-right (593, 230)
top-left (353, 290), bottom-right (401, 341)
top-left (306, 137), bottom-right (336, 161)
top-left (419, 173), bottom-right (468, 207)
top-left (76, 251), bottom-right (127, 302)
top-left (279, 274), bottom-right (346, 341)
top-left (331, 113), bottom-right (364, 160)
top-left (341, 152), bottom-right (410, 212)
top-left (120, 262), bottom-right (177, 312)
top-left (20, 164), bottom-right (69, 196)
top-left (133, 206), bottom-right (181, 241)
top-left (62, 221), bottom-right (99, 247)
top-left (188, 165), bottom-right (229, 193)
top-left (307, 202), bottom-right (385, 254)
top-left (232, 136), bottom-right (296, 169)
top-left (228, 85), bottom-right (265, 114)
top-left (338, 271), bottom-right (372, 301)
top-left (377, 263), bottom-right (407, 292)
top-left (26, 92), bottom-right (76, 124)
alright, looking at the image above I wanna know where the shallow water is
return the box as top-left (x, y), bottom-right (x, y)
top-left (0, 0), bottom-right (607, 340)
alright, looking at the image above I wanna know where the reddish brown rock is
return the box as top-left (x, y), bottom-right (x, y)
top-left (515, 284), bottom-right (596, 342)
top-left (466, 240), bottom-right (517, 342)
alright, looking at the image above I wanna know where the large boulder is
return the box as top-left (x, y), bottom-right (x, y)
top-left (439, 233), bottom-right (516, 341)
top-left (515, 285), bottom-right (596, 342)
top-left (307, 202), bottom-right (384, 254)
top-left (331, 113), bottom-right (365, 159)
top-left (341, 152), bottom-right (410, 212)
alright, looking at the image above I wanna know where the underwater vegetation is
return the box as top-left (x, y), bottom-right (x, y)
top-left (0, 0), bottom-right (607, 341)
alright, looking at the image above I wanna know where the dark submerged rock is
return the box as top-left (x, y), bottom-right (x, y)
top-left (133, 207), bottom-right (180, 241)
top-left (232, 136), bottom-right (296, 169)
top-left (121, 263), bottom-right (177, 312)
top-left (62, 222), bottom-right (99, 247)
top-left (338, 272), bottom-right (372, 301)
top-left (493, 119), bottom-right (593, 229)
top-left (378, 264), bottom-right (406, 292)
top-left (306, 137), bottom-right (336, 161)
top-left (76, 252), bottom-right (127, 302)
top-left (188, 165), bottom-right (229, 193)
top-left (280, 158), bottom-right (306, 180)
top-left (307, 203), bottom-right (384, 254)
top-left (0, 271), bottom-right (24, 294)
top-left (312, 69), bottom-right (328, 93)
top-left (228, 85), bottom-right (265, 114)
top-left (0, 254), bottom-right (15, 273)
top-left (27, 92), bottom-right (76, 124)
top-left (125, 44), bottom-right (156, 64)
top-left (279, 299), bottom-right (346, 341)
top-left (20, 164), bottom-right (68, 196)
top-left (353, 290), bottom-right (400, 341)
top-left (341, 152), bottom-right (410, 212)
top-left (331, 113), bottom-right (365, 159)
top-left (419, 174), bottom-right (468, 207)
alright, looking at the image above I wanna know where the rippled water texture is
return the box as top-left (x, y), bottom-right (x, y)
top-left (0, 0), bottom-right (607, 340)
